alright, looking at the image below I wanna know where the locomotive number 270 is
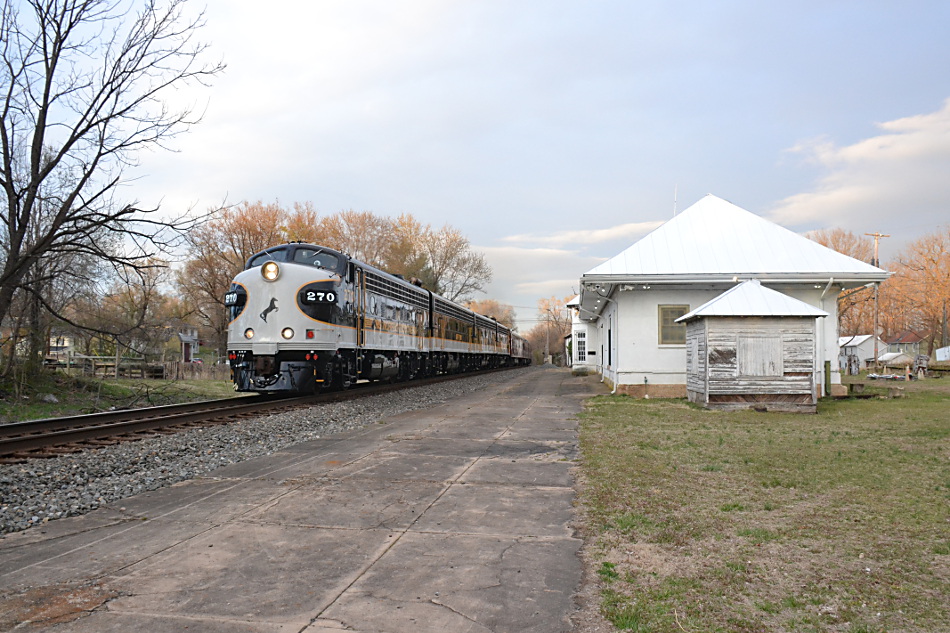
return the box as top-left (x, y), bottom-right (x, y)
top-left (303, 290), bottom-right (337, 304)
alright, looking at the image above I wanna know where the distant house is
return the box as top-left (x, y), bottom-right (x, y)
top-left (678, 280), bottom-right (827, 413)
top-left (887, 331), bottom-right (924, 356)
top-left (177, 325), bottom-right (200, 362)
top-left (838, 335), bottom-right (886, 373)
top-left (47, 333), bottom-right (78, 360)
top-left (573, 194), bottom-right (890, 397)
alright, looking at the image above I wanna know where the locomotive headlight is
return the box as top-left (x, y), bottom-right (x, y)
top-left (281, 327), bottom-right (294, 339)
top-left (244, 328), bottom-right (254, 339)
top-left (261, 261), bottom-right (280, 281)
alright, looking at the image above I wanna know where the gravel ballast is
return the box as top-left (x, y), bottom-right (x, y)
top-left (1, 369), bottom-right (535, 536)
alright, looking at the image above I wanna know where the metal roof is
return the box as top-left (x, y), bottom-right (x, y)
top-left (583, 194), bottom-right (889, 281)
top-left (676, 280), bottom-right (828, 321)
top-left (838, 335), bottom-right (878, 347)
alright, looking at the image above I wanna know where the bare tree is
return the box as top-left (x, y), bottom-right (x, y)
top-left (0, 0), bottom-right (224, 352)
top-left (422, 225), bottom-right (492, 302)
top-left (319, 210), bottom-right (392, 267)
top-left (526, 295), bottom-right (571, 364)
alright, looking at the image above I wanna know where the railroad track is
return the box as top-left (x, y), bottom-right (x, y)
top-left (0, 369), bottom-right (513, 461)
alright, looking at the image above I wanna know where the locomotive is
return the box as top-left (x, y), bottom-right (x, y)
top-left (225, 243), bottom-right (530, 393)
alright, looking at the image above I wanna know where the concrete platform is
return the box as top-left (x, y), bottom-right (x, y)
top-left (0, 368), bottom-right (603, 632)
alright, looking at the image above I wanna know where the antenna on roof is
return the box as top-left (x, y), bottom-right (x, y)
top-left (673, 185), bottom-right (678, 216)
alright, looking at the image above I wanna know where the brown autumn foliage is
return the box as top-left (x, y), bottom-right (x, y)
top-left (282, 202), bottom-right (322, 243)
top-left (60, 261), bottom-right (182, 368)
top-left (806, 227), bottom-right (875, 264)
top-left (806, 228), bottom-right (876, 335)
top-left (809, 226), bottom-right (950, 354)
top-left (177, 202), bottom-right (495, 354)
top-left (524, 295), bottom-right (573, 364)
top-left (176, 201), bottom-right (291, 354)
top-left (884, 227), bottom-right (950, 354)
top-left (319, 210), bottom-right (393, 267)
top-left (384, 214), bottom-right (431, 284)
top-left (464, 299), bottom-right (517, 330)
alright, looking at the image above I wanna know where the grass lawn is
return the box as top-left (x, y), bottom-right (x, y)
top-left (578, 375), bottom-right (950, 632)
top-left (0, 371), bottom-right (239, 423)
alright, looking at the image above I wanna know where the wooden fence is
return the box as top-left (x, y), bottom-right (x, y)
top-left (50, 355), bottom-right (230, 381)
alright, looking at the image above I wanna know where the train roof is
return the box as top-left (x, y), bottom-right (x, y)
top-left (245, 243), bottom-right (514, 334)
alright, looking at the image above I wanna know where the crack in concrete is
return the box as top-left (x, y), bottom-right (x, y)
top-left (429, 597), bottom-right (494, 631)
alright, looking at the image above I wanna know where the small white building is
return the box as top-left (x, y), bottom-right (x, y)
top-left (573, 195), bottom-right (890, 397)
top-left (877, 351), bottom-right (915, 368)
top-left (838, 334), bottom-right (887, 373)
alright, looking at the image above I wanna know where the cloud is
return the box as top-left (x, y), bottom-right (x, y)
top-left (502, 220), bottom-right (663, 248)
top-left (768, 99), bottom-right (950, 238)
top-left (475, 244), bottom-right (604, 331)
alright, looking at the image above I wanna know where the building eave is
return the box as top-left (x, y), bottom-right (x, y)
top-left (581, 271), bottom-right (891, 286)
top-left (577, 271), bottom-right (890, 323)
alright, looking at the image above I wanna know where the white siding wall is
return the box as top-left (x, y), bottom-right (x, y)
top-left (782, 284), bottom-right (840, 395)
top-left (593, 283), bottom-right (839, 396)
top-left (614, 287), bottom-right (725, 386)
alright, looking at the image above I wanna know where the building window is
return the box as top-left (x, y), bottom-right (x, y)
top-left (575, 331), bottom-right (586, 362)
top-left (658, 305), bottom-right (689, 345)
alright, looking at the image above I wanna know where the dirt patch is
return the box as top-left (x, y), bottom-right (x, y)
top-left (0, 583), bottom-right (117, 630)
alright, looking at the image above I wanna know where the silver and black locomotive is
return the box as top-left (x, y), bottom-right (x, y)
top-left (225, 243), bottom-right (530, 393)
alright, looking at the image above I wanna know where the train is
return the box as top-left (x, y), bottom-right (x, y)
top-left (225, 242), bottom-right (531, 393)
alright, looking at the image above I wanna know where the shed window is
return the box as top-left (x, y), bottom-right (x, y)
top-left (658, 305), bottom-right (689, 345)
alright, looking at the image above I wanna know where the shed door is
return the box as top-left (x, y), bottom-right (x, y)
top-left (738, 336), bottom-right (783, 377)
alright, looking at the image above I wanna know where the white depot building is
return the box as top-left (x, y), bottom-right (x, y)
top-left (571, 194), bottom-right (889, 398)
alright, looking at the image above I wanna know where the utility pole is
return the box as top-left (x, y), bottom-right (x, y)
top-left (865, 232), bottom-right (890, 268)
top-left (865, 232), bottom-right (890, 365)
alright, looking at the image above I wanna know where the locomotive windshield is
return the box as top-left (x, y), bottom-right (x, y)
top-left (246, 247), bottom-right (289, 270)
top-left (244, 244), bottom-right (345, 273)
top-left (292, 247), bottom-right (340, 272)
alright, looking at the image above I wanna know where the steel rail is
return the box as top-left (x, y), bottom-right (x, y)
top-left (0, 395), bottom-right (268, 435)
top-left (0, 367), bottom-right (518, 458)
top-left (0, 395), bottom-right (318, 456)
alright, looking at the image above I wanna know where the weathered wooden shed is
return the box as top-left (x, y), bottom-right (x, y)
top-left (677, 280), bottom-right (828, 413)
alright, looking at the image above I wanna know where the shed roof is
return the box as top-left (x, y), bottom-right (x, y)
top-left (878, 351), bottom-right (914, 364)
top-left (677, 280), bottom-right (828, 322)
top-left (584, 194), bottom-right (889, 281)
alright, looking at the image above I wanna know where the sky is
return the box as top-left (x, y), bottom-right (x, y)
top-left (131, 0), bottom-right (950, 332)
